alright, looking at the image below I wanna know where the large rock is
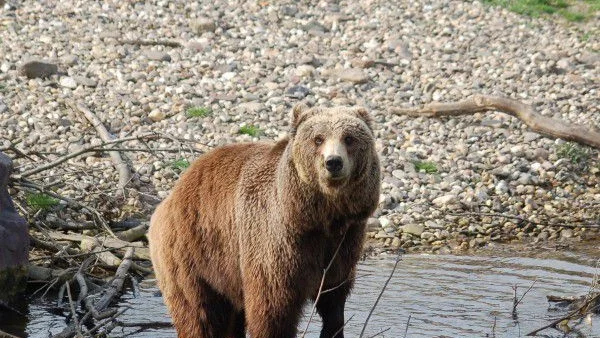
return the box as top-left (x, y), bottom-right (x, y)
top-left (19, 59), bottom-right (58, 79)
top-left (0, 153), bottom-right (29, 300)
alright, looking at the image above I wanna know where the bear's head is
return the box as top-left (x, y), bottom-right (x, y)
top-left (290, 104), bottom-right (376, 195)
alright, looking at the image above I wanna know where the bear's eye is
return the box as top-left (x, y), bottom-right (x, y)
top-left (344, 135), bottom-right (355, 146)
top-left (314, 136), bottom-right (324, 146)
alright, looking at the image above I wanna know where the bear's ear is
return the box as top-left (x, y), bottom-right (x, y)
top-left (290, 103), bottom-right (310, 135)
top-left (354, 107), bottom-right (373, 130)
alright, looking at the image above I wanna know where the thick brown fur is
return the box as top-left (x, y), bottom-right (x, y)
top-left (148, 105), bottom-right (381, 338)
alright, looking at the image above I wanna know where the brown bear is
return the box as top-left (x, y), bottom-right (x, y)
top-left (148, 104), bottom-right (380, 338)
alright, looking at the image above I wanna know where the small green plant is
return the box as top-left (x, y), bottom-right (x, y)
top-left (413, 161), bottom-right (438, 174)
top-left (170, 158), bottom-right (190, 170)
top-left (186, 106), bottom-right (212, 118)
top-left (239, 125), bottom-right (262, 137)
top-left (0, 84), bottom-right (6, 92)
top-left (557, 142), bottom-right (590, 164)
top-left (482, 0), bottom-right (596, 22)
top-left (26, 193), bottom-right (59, 211)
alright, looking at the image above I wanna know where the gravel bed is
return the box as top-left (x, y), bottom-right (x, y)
top-left (0, 0), bottom-right (598, 254)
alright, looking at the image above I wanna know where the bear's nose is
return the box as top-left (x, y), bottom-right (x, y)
top-left (325, 156), bottom-right (344, 173)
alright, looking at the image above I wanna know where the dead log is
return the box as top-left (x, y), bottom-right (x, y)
top-left (115, 223), bottom-right (148, 242)
top-left (67, 100), bottom-right (131, 197)
top-left (392, 95), bottom-right (600, 149)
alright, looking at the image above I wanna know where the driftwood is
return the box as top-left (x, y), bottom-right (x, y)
top-left (46, 232), bottom-right (150, 260)
top-left (67, 101), bottom-right (131, 197)
top-left (118, 39), bottom-right (182, 47)
top-left (526, 292), bottom-right (600, 336)
top-left (392, 95), bottom-right (600, 149)
top-left (115, 223), bottom-right (148, 242)
top-left (51, 248), bottom-right (135, 338)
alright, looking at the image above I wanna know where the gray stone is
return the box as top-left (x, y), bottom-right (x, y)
top-left (0, 99), bottom-right (6, 114)
top-left (391, 237), bottom-right (401, 249)
top-left (495, 180), bottom-right (509, 194)
top-left (402, 223), bottom-right (424, 236)
top-left (366, 217), bottom-right (381, 231)
top-left (73, 75), bottom-right (98, 87)
top-left (523, 132), bottom-right (540, 142)
top-left (19, 59), bottom-right (58, 79)
top-left (59, 76), bottom-right (78, 89)
top-left (432, 194), bottom-right (457, 207)
top-left (280, 5), bottom-right (298, 16)
top-left (337, 69), bottom-right (369, 84)
top-left (191, 18), bottom-right (216, 34)
top-left (560, 229), bottom-right (573, 239)
top-left (286, 85), bottom-right (311, 99)
top-left (145, 50), bottom-right (171, 62)
top-left (148, 110), bottom-right (166, 122)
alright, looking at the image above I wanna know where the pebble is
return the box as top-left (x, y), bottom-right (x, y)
top-left (286, 85), bottom-right (311, 99)
top-left (73, 76), bottom-right (98, 87)
top-left (0, 0), bottom-right (595, 256)
top-left (59, 76), bottom-right (78, 89)
top-left (401, 224), bottom-right (424, 237)
top-left (191, 18), bottom-right (217, 34)
top-left (432, 194), bottom-right (457, 207)
top-left (148, 110), bottom-right (166, 122)
top-left (144, 50), bottom-right (171, 62)
top-left (336, 69), bottom-right (369, 84)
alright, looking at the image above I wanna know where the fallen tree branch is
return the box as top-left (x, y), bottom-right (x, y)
top-left (450, 212), bottom-right (600, 229)
top-left (67, 101), bottom-right (131, 197)
top-left (13, 133), bottom-right (157, 179)
top-left (393, 95), bottom-right (600, 149)
top-left (526, 293), bottom-right (600, 336)
top-left (115, 223), bottom-right (148, 242)
top-left (118, 39), bottom-right (182, 47)
top-left (17, 181), bottom-right (117, 237)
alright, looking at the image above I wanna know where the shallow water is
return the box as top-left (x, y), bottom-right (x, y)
top-left (3, 251), bottom-right (599, 338)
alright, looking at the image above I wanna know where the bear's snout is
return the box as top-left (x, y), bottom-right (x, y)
top-left (325, 155), bottom-right (344, 173)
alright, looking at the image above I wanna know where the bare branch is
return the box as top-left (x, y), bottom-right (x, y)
top-left (301, 230), bottom-right (348, 338)
top-left (359, 253), bottom-right (402, 338)
top-left (393, 95), bottom-right (600, 149)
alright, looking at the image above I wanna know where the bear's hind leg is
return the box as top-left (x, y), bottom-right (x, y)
top-left (225, 310), bottom-right (246, 338)
top-left (164, 278), bottom-right (235, 338)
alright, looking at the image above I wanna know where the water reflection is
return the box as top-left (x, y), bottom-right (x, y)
top-left (5, 253), bottom-right (599, 338)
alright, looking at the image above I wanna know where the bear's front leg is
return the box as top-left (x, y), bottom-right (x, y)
top-left (243, 273), bottom-right (304, 338)
top-left (316, 282), bottom-right (350, 338)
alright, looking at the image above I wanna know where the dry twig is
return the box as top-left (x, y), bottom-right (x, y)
top-left (301, 231), bottom-right (348, 338)
top-left (359, 253), bottom-right (402, 337)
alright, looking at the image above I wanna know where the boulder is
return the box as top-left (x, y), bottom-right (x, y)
top-left (0, 152), bottom-right (29, 300)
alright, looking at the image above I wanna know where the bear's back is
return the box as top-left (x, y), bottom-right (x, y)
top-left (149, 141), bottom-right (280, 309)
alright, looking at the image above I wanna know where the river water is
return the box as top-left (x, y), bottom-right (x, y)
top-left (3, 250), bottom-right (599, 338)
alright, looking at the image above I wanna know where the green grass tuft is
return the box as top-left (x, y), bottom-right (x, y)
top-left (413, 161), bottom-right (438, 174)
top-left (186, 106), bottom-right (212, 118)
top-left (481, 0), bottom-right (597, 22)
top-left (170, 158), bottom-right (190, 170)
top-left (238, 125), bottom-right (262, 137)
top-left (556, 142), bottom-right (590, 164)
top-left (26, 193), bottom-right (59, 211)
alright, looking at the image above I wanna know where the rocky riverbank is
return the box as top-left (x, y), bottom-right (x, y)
top-left (0, 0), bottom-right (598, 257)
